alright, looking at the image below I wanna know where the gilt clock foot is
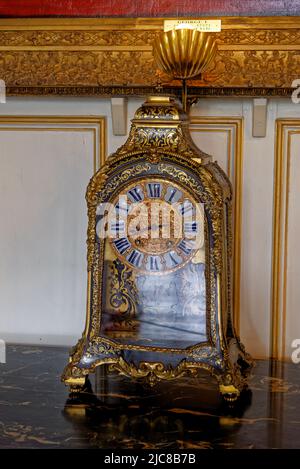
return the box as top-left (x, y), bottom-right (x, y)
top-left (61, 363), bottom-right (90, 395)
top-left (219, 384), bottom-right (240, 403)
top-left (63, 374), bottom-right (89, 396)
top-left (218, 366), bottom-right (246, 404)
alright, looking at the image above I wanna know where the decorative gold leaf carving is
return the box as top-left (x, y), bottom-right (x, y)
top-left (0, 18), bottom-right (299, 94)
top-left (0, 51), bottom-right (158, 87)
top-left (216, 29), bottom-right (300, 45)
top-left (0, 30), bottom-right (158, 47)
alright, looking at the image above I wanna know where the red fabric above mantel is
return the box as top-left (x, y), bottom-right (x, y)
top-left (0, 0), bottom-right (299, 18)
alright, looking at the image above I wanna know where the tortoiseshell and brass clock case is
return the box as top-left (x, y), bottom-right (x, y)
top-left (62, 97), bottom-right (252, 402)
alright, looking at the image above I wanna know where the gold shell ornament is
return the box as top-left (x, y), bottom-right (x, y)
top-left (153, 29), bottom-right (217, 80)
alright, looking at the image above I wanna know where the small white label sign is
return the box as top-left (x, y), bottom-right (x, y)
top-left (164, 19), bottom-right (221, 33)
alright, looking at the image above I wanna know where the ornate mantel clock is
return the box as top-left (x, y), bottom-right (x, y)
top-left (62, 95), bottom-right (252, 402)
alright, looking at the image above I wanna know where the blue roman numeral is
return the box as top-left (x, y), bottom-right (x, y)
top-left (166, 188), bottom-right (178, 203)
top-left (128, 187), bottom-right (143, 202)
top-left (180, 202), bottom-right (193, 216)
top-left (178, 240), bottom-right (192, 256)
top-left (127, 250), bottom-right (143, 267)
top-left (149, 256), bottom-right (159, 271)
top-left (111, 221), bottom-right (125, 234)
top-left (115, 202), bottom-right (129, 214)
top-left (184, 221), bottom-right (198, 233)
top-left (168, 252), bottom-right (180, 266)
top-left (114, 237), bottom-right (131, 254)
top-left (147, 183), bottom-right (162, 198)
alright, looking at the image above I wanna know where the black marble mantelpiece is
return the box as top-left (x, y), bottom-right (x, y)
top-left (0, 344), bottom-right (299, 449)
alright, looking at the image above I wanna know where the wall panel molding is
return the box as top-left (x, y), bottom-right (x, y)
top-left (189, 117), bottom-right (243, 333)
top-left (0, 115), bottom-right (106, 345)
top-left (272, 119), bottom-right (300, 360)
top-left (0, 116), bottom-right (106, 171)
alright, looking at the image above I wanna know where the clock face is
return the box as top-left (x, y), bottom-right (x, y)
top-left (102, 178), bottom-right (204, 274)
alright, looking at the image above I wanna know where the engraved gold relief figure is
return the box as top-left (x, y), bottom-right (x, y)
top-left (103, 256), bottom-right (139, 337)
top-left (62, 97), bottom-right (253, 403)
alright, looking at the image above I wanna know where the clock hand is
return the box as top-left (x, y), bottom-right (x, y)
top-left (128, 223), bottom-right (170, 236)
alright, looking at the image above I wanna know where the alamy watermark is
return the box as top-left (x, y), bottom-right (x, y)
top-left (0, 339), bottom-right (6, 363)
top-left (291, 79), bottom-right (300, 103)
top-left (291, 339), bottom-right (300, 364)
top-left (95, 196), bottom-right (204, 247)
top-left (0, 79), bottom-right (6, 103)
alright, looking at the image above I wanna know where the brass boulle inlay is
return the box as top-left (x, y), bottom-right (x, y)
top-left (62, 97), bottom-right (253, 402)
top-left (107, 259), bottom-right (139, 330)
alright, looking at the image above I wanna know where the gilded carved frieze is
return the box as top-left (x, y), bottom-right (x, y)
top-left (0, 30), bottom-right (158, 47)
top-left (201, 50), bottom-right (298, 88)
top-left (0, 17), bottom-right (299, 95)
top-left (0, 51), bottom-right (157, 87)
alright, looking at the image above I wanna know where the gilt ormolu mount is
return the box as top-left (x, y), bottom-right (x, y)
top-left (62, 94), bottom-right (253, 402)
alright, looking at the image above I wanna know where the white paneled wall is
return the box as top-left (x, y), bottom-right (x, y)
top-left (0, 96), bottom-right (300, 359)
top-left (0, 126), bottom-right (94, 345)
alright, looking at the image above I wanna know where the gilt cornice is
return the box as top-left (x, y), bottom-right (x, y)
top-left (0, 17), bottom-right (299, 96)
